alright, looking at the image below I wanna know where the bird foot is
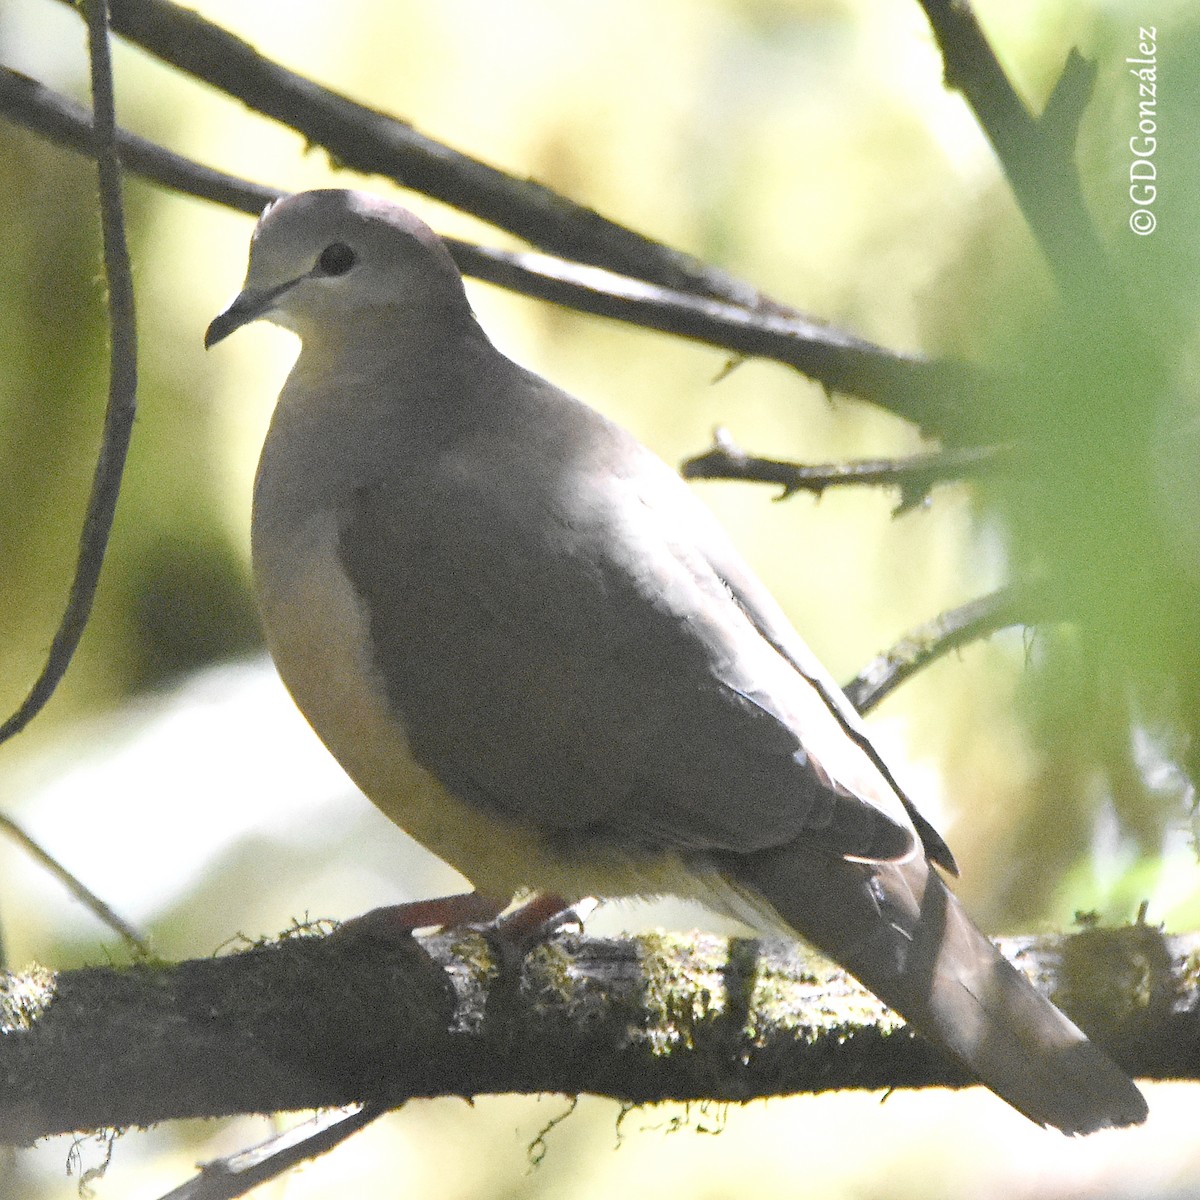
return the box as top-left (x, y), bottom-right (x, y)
top-left (337, 891), bottom-right (504, 939)
top-left (336, 890), bottom-right (592, 954)
top-left (489, 892), bottom-right (594, 954)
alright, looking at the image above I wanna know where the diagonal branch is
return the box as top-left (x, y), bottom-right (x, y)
top-left (0, 814), bottom-right (149, 957)
top-left (914, 2), bottom-right (1112, 304)
top-left (844, 586), bottom-right (1036, 715)
top-left (0, 67), bottom-right (995, 436)
top-left (56, 0), bottom-right (773, 309)
top-left (159, 1105), bottom-right (382, 1200)
top-left (459, 246), bottom-right (983, 429)
top-left (0, 2), bottom-right (138, 746)
top-left (0, 68), bottom-right (278, 216)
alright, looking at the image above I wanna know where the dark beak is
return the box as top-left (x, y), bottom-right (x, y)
top-left (204, 278), bottom-right (299, 348)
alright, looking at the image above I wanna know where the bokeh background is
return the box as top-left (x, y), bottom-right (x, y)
top-left (0, 0), bottom-right (1198, 1195)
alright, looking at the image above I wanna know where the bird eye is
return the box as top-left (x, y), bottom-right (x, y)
top-left (315, 242), bottom-right (356, 276)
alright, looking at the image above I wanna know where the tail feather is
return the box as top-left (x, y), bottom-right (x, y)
top-left (729, 846), bottom-right (1147, 1133)
top-left (883, 871), bottom-right (1147, 1133)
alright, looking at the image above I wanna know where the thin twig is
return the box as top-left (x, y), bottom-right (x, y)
top-left (914, 1), bottom-right (1111, 303)
top-left (682, 428), bottom-right (1011, 508)
top-left (0, 68), bottom-right (278, 216)
top-left (0, 3), bottom-right (138, 746)
top-left (0, 814), bottom-right (150, 955)
top-left (0, 67), bottom-right (993, 435)
top-left (57, 0), bottom-right (777, 310)
top-left (157, 1105), bottom-right (382, 1200)
top-left (844, 587), bottom-right (1033, 715)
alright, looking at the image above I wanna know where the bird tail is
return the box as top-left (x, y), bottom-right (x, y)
top-left (730, 848), bottom-right (1148, 1134)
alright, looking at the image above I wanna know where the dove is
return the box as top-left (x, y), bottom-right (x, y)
top-left (206, 189), bottom-right (1147, 1133)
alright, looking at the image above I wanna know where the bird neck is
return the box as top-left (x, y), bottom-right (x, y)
top-left (291, 301), bottom-right (487, 379)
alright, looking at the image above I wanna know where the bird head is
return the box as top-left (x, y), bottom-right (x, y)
top-left (205, 189), bottom-right (469, 348)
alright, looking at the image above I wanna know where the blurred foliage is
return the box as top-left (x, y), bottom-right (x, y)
top-left (920, 7), bottom-right (1200, 923)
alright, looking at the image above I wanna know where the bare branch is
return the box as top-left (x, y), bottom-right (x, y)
top-left (0, 814), bottom-right (149, 957)
top-left (0, 68), bottom-right (276, 217)
top-left (57, 0), bottom-right (773, 309)
top-left (72, 0), bottom-right (1118, 321)
top-left (844, 587), bottom-right (1034, 715)
top-left (914, 2), bottom-right (1113, 304)
top-left (158, 1105), bottom-right (381, 1200)
top-left (458, 247), bottom-right (985, 430)
top-left (0, 921), bottom-right (1179, 1143)
top-left (682, 428), bottom-right (1010, 507)
top-left (0, 67), bottom-right (994, 435)
top-left (0, 2), bottom-right (138, 746)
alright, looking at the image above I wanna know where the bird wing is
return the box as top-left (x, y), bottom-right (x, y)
top-left (336, 365), bottom-right (917, 866)
top-left (701, 534), bottom-right (958, 872)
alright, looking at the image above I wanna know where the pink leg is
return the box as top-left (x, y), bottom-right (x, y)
top-left (492, 892), bottom-right (584, 944)
top-left (339, 892), bottom-right (504, 937)
top-left (338, 891), bottom-right (593, 959)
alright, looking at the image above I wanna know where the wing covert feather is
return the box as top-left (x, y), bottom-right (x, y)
top-left (337, 367), bottom-right (915, 864)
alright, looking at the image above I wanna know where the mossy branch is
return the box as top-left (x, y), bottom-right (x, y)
top-left (0, 921), bottom-right (1191, 1144)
